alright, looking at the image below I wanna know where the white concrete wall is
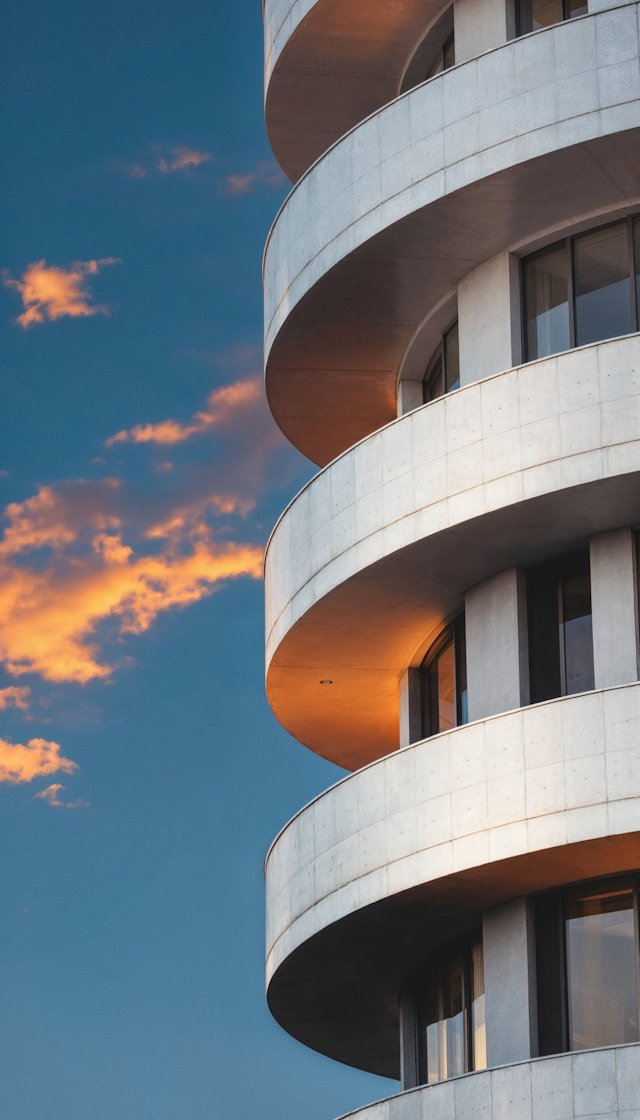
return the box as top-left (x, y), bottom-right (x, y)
top-left (266, 335), bottom-right (640, 668)
top-left (458, 252), bottom-right (521, 385)
top-left (590, 528), bottom-right (640, 689)
top-left (266, 681), bottom-right (640, 984)
top-left (264, 5), bottom-right (640, 359)
top-left (483, 897), bottom-right (538, 1066)
top-left (331, 1045), bottom-right (640, 1120)
top-left (399, 667), bottom-right (422, 746)
top-left (454, 0), bottom-right (512, 65)
top-left (466, 568), bottom-right (529, 721)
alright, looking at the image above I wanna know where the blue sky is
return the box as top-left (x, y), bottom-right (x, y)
top-left (0, 3), bottom-right (393, 1117)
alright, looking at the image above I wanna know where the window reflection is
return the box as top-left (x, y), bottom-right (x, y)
top-left (522, 216), bottom-right (640, 361)
top-left (566, 882), bottom-right (639, 1050)
top-left (423, 320), bottom-right (459, 402)
top-left (517, 0), bottom-right (587, 35)
top-left (421, 614), bottom-right (467, 737)
top-left (417, 937), bottom-right (485, 1085)
top-left (528, 551), bottom-right (594, 704)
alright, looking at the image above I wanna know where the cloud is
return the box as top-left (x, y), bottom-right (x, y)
top-left (3, 258), bottom-right (120, 329)
top-left (158, 146), bottom-right (211, 173)
top-left (0, 737), bottom-right (77, 784)
top-left (221, 161), bottom-right (287, 197)
top-left (107, 377), bottom-right (263, 447)
top-left (34, 783), bottom-right (89, 809)
top-left (0, 685), bottom-right (30, 711)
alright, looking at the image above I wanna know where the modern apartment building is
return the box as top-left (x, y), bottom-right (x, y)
top-left (262, 0), bottom-right (640, 1115)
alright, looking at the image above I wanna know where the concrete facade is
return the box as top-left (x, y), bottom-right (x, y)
top-left (262, 0), bottom-right (640, 1113)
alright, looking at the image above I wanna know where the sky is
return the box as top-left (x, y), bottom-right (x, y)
top-left (0, 4), bottom-right (394, 1118)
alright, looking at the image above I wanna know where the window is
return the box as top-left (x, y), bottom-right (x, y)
top-left (415, 935), bottom-right (486, 1084)
top-left (516, 0), bottom-right (587, 36)
top-left (528, 551), bottom-right (594, 704)
top-left (425, 30), bottom-right (455, 80)
top-left (536, 876), bottom-right (640, 1056)
top-left (421, 614), bottom-right (467, 737)
top-left (522, 217), bottom-right (639, 361)
top-left (423, 320), bottom-right (460, 403)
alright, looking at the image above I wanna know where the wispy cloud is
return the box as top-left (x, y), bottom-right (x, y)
top-left (34, 783), bottom-right (89, 809)
top-left (0, 685), bottom-right (30, 711)
top-left (3, 258), bottom-right (120, 329)
top-left (220, 161), bottom-right (287, 197)
top-left (0, 737), bottom-right (77, 784)
top-left (107, 377), bottom-right (262, 447)
top-left (158, 146), bottom-right (212, 173)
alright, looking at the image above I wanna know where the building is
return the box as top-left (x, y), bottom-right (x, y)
top-left (262, 0), bottom-right (640, 1116)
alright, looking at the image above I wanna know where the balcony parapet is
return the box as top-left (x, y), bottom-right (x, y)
top-left (265, 685), bottom-right (640, 1074)
top-left (265, 335), bottom-right (640, 767)
top-left (263, 5), bottom-right (640, 465)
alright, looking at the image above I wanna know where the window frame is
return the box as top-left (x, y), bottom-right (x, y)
top-left (422, 317), bottom-right (459, 404)
top-left (516, 0), bottom-right (588, 38)
top-left (521, 214), bottom-right (640, 363)
top-left (420, 613), bottom-right (466, 737)
top-left (412, 931), bottom-right (485, 1086)
top-left (527, 549), bottom-right (594, 705)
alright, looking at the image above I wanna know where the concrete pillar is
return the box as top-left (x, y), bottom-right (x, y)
top-left (454, 0), bottom-right (515, 65)
top-left (397, 378), bottom-right (423, 417)
top-left (483, 897), bottom-right (538, 1066)
top-left (399, 667), bottom-right (422, 747)
top-left (590, 528), bottom-right (640, 689)
top-left (458, 252), bottom-right (521, 387)
top-left (465, 567), bottom-right (529, 722)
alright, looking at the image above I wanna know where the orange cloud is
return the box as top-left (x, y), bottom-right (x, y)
top-left (107, 377), bottom-right (263, 447)
top-left (34, 783), bottom-right (89, 809)
top-left (221, 161), bottom-right (287, 197)
top-left (0, 737), bottom-right (77, 784)
top-left (158, 146), bottom-right (211, 173)
top-left (2, 258), bottom-right (120, 328)
top-left (0, 685), bottom-right (30, 711)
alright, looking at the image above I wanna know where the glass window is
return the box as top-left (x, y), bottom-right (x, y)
top-left (522, 216), bottom-right (639, 361)
top-left (566, 881), bottom-right (639, 1050)
top-left (425, 30), bottom-right (455, 80)
top-left (536, 876), bottom-right (640, 1057)
top-left (574, 223), bottom-right (631, 347)
top-left (523, 241), bottom-right (570, 360)
top-left (516, 0), bottom-right (586, 35)
top-left (416, 936), bottom-right (486, 1085)
top-left (421, 614), bottom-right (467, 737)
top-left (528, 551), bottom-right (594, 704)
top-left (423, 320), bottom-right (459, 403)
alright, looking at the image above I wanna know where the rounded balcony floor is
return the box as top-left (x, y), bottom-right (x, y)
top-left (263, 5), bottom-right (640, 465)
top-left (265, 335), bottom-right (640, 769)
top-left (265, 685), bottom-right (640, 1075)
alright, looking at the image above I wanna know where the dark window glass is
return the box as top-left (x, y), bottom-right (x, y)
top-left (416, 936), bottom-right (485, 1085)
top-left (421, 615), bottom-right (467, 736)
top-left (564, 0), bottom-right (588, 15)
top-left (574, 222), bottom-right (631, 347)
top-left (566, 882), bottom-right (639, 1050)
top-left (528, 551), bottom-right (593, 704)
top-left (444, 320), bottom-right (460, 392)
top-left (517, 0), bottom-right (586, 34)
top-left (423, 348), bottom-right (444, 402)
top-left (426, 30), bottom-right (455, 80)
top-left (523, 242), bottom-right (570, 361)
top-left (634, 217), bottom-right (640, 319)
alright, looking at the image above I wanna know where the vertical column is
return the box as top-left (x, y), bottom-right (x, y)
top-left (483, 897), bottom-right (538, 1066)
top-left (458, 251), bottom-right (521, 387)
top-left (399, 667), bottom-right (422, 747)
top-left (465, 567), bottom-right (529, 722)
top-left (590, 528), bottom-right (640, 688)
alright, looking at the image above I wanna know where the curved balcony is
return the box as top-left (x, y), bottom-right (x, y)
top-left (263, 4), bottom-right (640, 465)
top-left (265, 335), bottom-right (640, 769)
top-left (264, 0), bottom-right (444, 181)
top-left (265, 684), bottom-right (640, 1075)
top-left (330, 1046), bottom-right (640, 1120)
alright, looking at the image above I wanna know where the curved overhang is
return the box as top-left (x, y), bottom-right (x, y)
top-left (264, 0), bottom-right (447, 182)
top-left (263, 6), bottom-right (640, 466)
top-left (326, 1046), bottom-right (640, 1120)
top-left (265, 685), bottom-right (640, 1076)
top-left (265, 336), bottom-right (640, 770)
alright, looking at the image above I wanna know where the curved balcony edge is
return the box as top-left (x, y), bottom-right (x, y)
top-left (330, 1045), bottom-right (640, 1120)
top-left (263, 5), bottom-right (640, 465)
top-left (265, 335), bottom-right (640, 768)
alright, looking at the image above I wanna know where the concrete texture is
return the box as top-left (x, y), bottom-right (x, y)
top-left (329, 1045), bottom-right (640, 1120)
top-left (264, 6), bottom-right (640, 464)
top-left (591, 529), bottom-right (640, 688)
top-left (265, 335), bottom-right (640, 767)
top-left (466, 568), bottom-right (529, 722)
top-left (483, 898), bottom-right (538, 1066)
